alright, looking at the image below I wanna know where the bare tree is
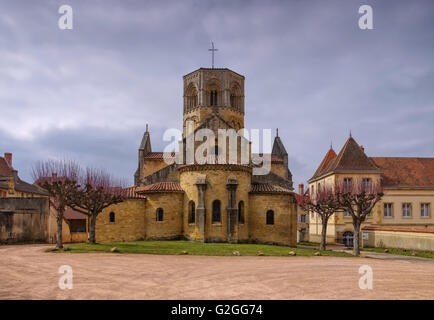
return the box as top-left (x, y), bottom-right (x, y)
top-left (33, 160), bottom-right (81, 249)
top-left (300, 185), bottom-right (342, 251)
top-left (68, 168), bottom-right (126, 244)
top-left (336, 178), bottom-right (383, 256)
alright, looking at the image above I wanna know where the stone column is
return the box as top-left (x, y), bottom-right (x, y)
top-left (195, 177), bottom-right (207, 242)
top-left (226, 178), bottom-right (238, 243)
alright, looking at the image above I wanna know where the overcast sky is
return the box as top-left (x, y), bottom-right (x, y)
top-left (1, 0), bottom-right (434, 188)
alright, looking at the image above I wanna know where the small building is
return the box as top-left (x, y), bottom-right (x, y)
top-left (308, 136), bottom-right (434, 251)
top-left (0, 153), bottom-right (51, 243)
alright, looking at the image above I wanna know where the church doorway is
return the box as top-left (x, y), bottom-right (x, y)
top-left (343, 231), bottom-right (354, 247)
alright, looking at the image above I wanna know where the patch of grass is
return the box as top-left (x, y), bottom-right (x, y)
top-left (361, 247), bottom-right (434, 259)
top-left (46, 241), bottom-right (354, 257)
top-left (298, 241), bottom-right (319, 247)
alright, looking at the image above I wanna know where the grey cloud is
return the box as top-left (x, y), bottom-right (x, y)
top-left (1, 0), bottom-right (434, 188)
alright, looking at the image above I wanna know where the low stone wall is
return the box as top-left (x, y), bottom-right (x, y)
top-left (362, 227), bottom-right (434, 252)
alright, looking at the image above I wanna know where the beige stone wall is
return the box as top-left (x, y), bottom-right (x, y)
top-left (249, 193), bottom-right (297, 246)
top-left (270, 162), bottom-right (287, 179)
top-left (184, 107), bottom-right (244, 133)
top-left (363, 229), bottom-right (434, 251)
top-left (141, 160), bottom-right (169, 179)
top-left (144, 193), bottom-right (183, 240)
top-left (375, 188), bottom-right (434, 227)
top-left (180, 165), bottom-right (251, 242)
top-left (95, 199), bottom-right (146, 242)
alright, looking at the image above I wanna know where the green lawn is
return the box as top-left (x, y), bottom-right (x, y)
top-left (361, 247), bottom-right (434, 259)
top-left (46, 240), bottom-right (353, 257)
top-left (298, 241), bottom-right (320, 247)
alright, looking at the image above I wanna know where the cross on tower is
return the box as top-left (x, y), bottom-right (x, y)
top-left (208, 42), bottom-right (218, 69)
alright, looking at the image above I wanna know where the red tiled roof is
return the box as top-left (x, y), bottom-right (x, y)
top-left (310, 137), bottom-right (380, 181)
top-left (362, 225), bottom-right (434, 234)
top-left (250, 183), bottom-right (292, 194)
top-left (293, 193), bottom-right (305, 205)
top-left (311, 148), bottom-right (337, 179)
top-left (124, 186), bottom-right (146, 198)
top-left (136, 182), bottom-right (183, 193)
top-left (64, 207), bottom-right (86, 220)
top-left (371, 157), bottom-right (434, 187)
top-left (143, 152), bottom-right (176, 160)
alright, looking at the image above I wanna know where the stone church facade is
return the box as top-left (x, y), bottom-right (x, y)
top-left (95, 68), bottom-right (297, 246)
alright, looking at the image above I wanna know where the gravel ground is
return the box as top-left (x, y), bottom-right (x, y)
top-left (0, 244), bottom-right (433, 300)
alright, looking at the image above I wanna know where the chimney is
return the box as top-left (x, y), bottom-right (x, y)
top-left (360, 146), bottom-right (365, 152)
top-left (4, 153), bottom-right (12, 167)
top-left (298, 183), bottom-right (304, 195)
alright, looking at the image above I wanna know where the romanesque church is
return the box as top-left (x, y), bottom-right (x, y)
top-left (95, 68), bottom-right (298, 245)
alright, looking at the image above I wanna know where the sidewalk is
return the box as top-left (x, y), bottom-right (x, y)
top-left (297, 243), bottom-right (434, 263)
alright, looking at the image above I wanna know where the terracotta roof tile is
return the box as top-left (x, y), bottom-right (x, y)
top-left (64, 207), bottom-right (86, 220)
top-left (311, 148), bottom-right (337, 179)
top-left (371, 157), bottom-right (434, 187)
top-left (143, 152), bottom-right (176, 160)
top-left (250, 183), bottom-right (292, 194)
top-left (124, 186), bottom-right (146, 198)
top-left (310, 137), bottom-right (380, 181)
top-left (293, 193), bottom-right (305, 205)
top-left (136, 182), bottom-right (183, 193)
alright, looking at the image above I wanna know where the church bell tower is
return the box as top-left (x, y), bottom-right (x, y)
top-left (182, 68), bottom-right (245, 137)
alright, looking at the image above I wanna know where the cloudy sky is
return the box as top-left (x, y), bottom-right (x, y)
top-left (1, 0), bottom-right (434, 188)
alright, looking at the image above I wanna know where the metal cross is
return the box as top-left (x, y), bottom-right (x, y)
top-left (208, 42), bottom-right (218, 69)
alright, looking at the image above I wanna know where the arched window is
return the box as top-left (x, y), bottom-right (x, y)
top-left (188, 201), bottom-right (195, 224)
top-left (230, 82), bottom-right (242, 111)
top-left (185, 83), bottom-right (198, 110)
top-left (212, 200), bottom-right (221, 223)
top-left (206, 80), bottom-right (221, 106)
top-left (238, 201), bottom-right (245, 224)
top-left (210, 90), bottom-right (218, 106)
top-left (266, 210), bottom-right (274, 225)
top-left (109, 212), bottom-right (115, 223)
top-left (156, 208), bottom-right (164, 221)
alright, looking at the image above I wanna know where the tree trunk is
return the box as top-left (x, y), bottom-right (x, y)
top-left (353, 219), bottom-right (361, 256)
top-left (320, 216), bottom-right (328, 251)
top-left (88, 214), bottom-right (96, 244)
top-left (56, 209), bottom-right (64, 249)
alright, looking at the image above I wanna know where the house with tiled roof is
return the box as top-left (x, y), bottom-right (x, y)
top-left (0, 152), bottom-right (52, 243)
top-left (308, 136), bottom-right (434, 251)
top-left (0, 153), bottom-right (49, 198)
top-left (95, 68), bottom-right (298, 245)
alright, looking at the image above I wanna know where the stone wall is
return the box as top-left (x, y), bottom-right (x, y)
top-left (180, 165), bottom-right (251, 243)
top-left (249, 193), bottom-right (297, 246)
top-left (144, 193), bottom-right (184, 240)
top-left (362, 228), bottom-right (434, 251)
top-left (0, 197), bottom-right (49, 243)
top-left (95, 199), bottom-right (146, 242)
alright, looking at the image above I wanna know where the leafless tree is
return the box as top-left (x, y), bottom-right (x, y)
top-left (68, 167), bottom-right (126, 244)
top-left (32, 160), bottom-right (81, 249)
top-left (300, 185), bottom-right (342, 251)
top-left (336, 178), bottom-right (383, 256)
